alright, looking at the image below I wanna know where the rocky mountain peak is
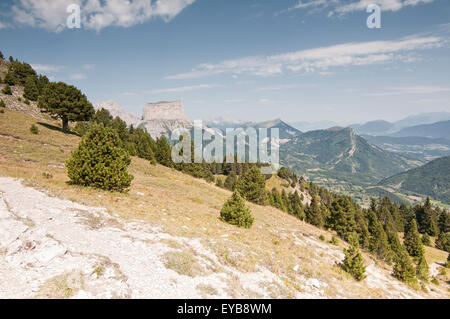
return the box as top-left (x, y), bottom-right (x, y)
top-left (143, 100), bottom-right (189, 121)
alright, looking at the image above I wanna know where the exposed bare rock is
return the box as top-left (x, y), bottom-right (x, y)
top-left (140, 100), bottom-right (193, 139)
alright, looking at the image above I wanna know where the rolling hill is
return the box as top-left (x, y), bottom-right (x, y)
top-left (378, 156), bottom-right (450, 205)
top-left (280, 126), bottom-right (419, 186)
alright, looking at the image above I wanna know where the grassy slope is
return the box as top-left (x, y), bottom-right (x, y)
top-left (0, 108), bottom-right (449, 298)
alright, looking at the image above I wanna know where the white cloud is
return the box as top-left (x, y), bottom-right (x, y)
top-left (10, 0), bottom-right (196, 32)
top-left (31, 64), bottom-right (62, 72)
top-left (224, 99), bottom-right (246, 103)
top-left (167, 35), bottom-right (443, 79)
top-left (70, 73), bottom-right (86, 80)
top-left (366, 86), bottom-right (450, 96)
top-left (255, 84), bottom-right (299, 91)
top-left (335, 0), bottom-right (434, 14)
top-left (147, 84), bottom-right (222, 94)
top-left (82, 64), bottom-right (95, 70)
top-left (277, 0), bottom-right (435, 16)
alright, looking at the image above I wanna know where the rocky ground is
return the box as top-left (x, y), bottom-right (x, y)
top-left (1, 176), bottom-right (448, 299)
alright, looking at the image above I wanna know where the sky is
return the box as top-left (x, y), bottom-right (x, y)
top-left (0, 0), bottom-right (449, 125)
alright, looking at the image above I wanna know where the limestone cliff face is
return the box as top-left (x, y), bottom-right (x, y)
top-left (142, 100), bottom-right (189, 121)
top-left (140, 100), bottom-right (192, 139)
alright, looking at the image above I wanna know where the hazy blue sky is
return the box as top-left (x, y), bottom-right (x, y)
top-left (1, 0), bottom-right (449, 124)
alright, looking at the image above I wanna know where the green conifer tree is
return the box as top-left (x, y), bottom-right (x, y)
top-left (2, 84), bottom-right (12, 95)
top-left (328, 196), bottom-right (357, 241)
top-left (416, 255), bottom-right (429, 281)
top-left (404, 219), bottom-right (425, 259)
top-left (23, 76), bottom-right (39, 101)
top-left (341, 233), bottom-right (366, 281)
top-left (220, 191), bottom-right (254, 228)
top-left (393, 247), bottom-right (418, 285)
top-left (66, 123), bottom-right (134, 191)
top-left (306, 196), bottom-right (326, 228)
top-left (155, 136), bottom-right (173, 168)
top-left (224, 172), bottom-right (237, 191)
top-left (235, 166), bottom-right (266, 205)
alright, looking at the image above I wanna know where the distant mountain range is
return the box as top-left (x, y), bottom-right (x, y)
top-left (351, 112), bottom-right (450, 136)
top-left (363, 135), bottom-right (450, 162)
top-left (279, 126), bottom-right (419, 185)
top-left (378, 156), bottom-right (450, 204)
top-left (391, 120), bottom-right (450, 139)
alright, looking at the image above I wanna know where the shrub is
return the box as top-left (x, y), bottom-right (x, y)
top-left (0, 99), bottom-right (5, 107)
top-left (2, 84), bottom-right (12, 95)
top-left (42, 172), bottom-right (53, 179)
top-left (319, 234), bottom-right (325, 241)
top-left (24, 98), bottom-right (30, 105)
top-left (431, 277), bottom-right (439, 286)
top-left (446, 254), bottom-right (450, 268)
top-left (330, 236), bottom-right (339, 245)
top-left (66, 123), bottom-right (134, 191)
top-left (220, 191), bottom-right (254, 228)
top-left (0, 109), bottom-right (4, 114)
top-left (29, 124), bottom-right (39, 134)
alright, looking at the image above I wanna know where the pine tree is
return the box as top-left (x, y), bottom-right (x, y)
top-left (387, 230), bottom-right (403, 259)
top-left (36, 75), bottom-right (49, 96)
top-left (220, 191), bottom-right (254, 228)
top-left (446, 254), bottom-right (450, 268)
top-left (341, 233), bottom-right (366, 281)
top-left (328, 196), bottom-right (357, 241)
top-left (235, 166), bottom-right (266, 205)
top-left (416, 255), bottom-right (429, 281)
top-left (2, 84), bottom-right (12, 95)
top-left (155, 136), bottom-right (173, 168)
top-left (306, 195), bottom-right (326, 228)
top-left (0, 51), bottom-right (3, 59)
top-left (4, 72), bottom-right (16, 86)
top-left (404, 219), bottom-right (425, 259)
top-left (23, 76), bottom-right (39, 101)
top-left (438, 211), bottom-right (450, 234)
top-left (38, 82), bottom-right (94, 132)
top-left (393, 247), bottom-right (418, 285)
top-left (421, 233), bottom-right (432, 247)
top-left (66, 123), bottom-right (134, 191)
top-left (224, 172), bottom-right (237, 191)
top-left (367, 210), bottom-right (392, 262)
top-left (435, 232), bottom-right (450, 252)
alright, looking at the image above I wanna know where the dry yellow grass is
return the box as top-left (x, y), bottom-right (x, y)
top-left (1, 108), bottom-right (449, 298)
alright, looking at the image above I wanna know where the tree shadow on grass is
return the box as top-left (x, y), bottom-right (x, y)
top-left (37, 122), bottom-right (80, 136)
